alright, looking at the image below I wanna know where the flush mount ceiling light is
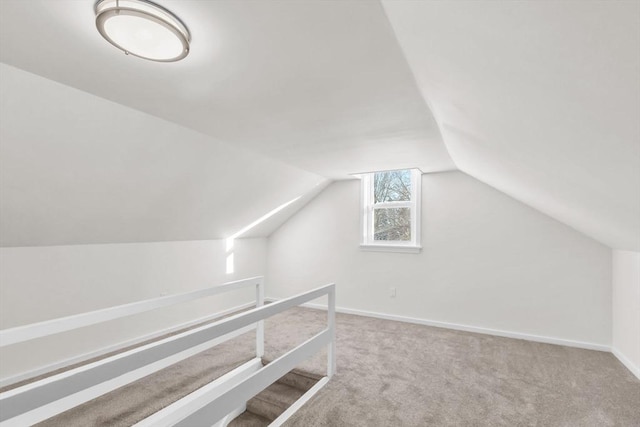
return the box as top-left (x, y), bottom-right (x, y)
top-left (95, 0), bottom-right (190, 62)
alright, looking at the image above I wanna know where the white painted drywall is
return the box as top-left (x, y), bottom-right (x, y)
top-left (383, 1), bottom-right (640, 251)
top-left (0, 1), bottom-right (453, 179)
top-left (0, 238), bottom-right (266, 380)
top-left (267, 172), bottom-right (612, 347)
top-left (612, 250), bottom-right (640, 378)
top-left (0, 63), bottom-right (327, 247)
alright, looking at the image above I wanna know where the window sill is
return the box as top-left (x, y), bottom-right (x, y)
top-left (360, 244), bottom-right (422, 254)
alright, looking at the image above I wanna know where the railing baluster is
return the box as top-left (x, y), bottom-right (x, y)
top-left (327, 285), bottom-right (336, 377)
top-left (255, 278), bottom-right (265, 358)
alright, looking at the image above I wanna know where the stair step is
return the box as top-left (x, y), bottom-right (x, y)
top-left (229, 364), bottom-right (324, 425)
top-left (261, 358), bottom-right (324, 392)
top-left (276, 368), bottom-right (323, 392)
top-left (227, 411), bottom-right (270, 427)
top-left (246, 382), bottom-right (306, 421)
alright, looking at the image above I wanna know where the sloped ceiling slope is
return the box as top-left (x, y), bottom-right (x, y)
top-left (383, 1), bottom-right (640, 251)
top-left (0, 64), bottom-right (326, 247)
top-left (0, 0), bottom-right (453, 179)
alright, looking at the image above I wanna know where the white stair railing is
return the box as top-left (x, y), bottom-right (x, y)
top-left (0, 277), bottom-right (336, 427)
top-left (138, 283), bottom-right (336, 427)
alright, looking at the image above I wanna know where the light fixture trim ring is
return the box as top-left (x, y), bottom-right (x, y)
top-left (95, 0), bottom-right (190, 62)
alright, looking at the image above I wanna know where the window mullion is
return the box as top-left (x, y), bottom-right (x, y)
top-left (374, 201), bottom-right (411, 209)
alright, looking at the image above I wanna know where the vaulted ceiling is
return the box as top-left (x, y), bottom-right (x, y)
top-left (0, 0), bottom-right (453, 178)
top-left (0, 0), bottom-right (638, 250)
top-left (382, 0), bottom-right (640, 251)
top-left (0, 63), bottom-right (327, 246)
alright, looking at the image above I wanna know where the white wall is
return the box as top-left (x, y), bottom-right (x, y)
top-left (267, 171), bottom-right (613, 348)
top-left (612, 250), bottom-right (640, 378)
top-left (0, 238), bottom-right (266, 381)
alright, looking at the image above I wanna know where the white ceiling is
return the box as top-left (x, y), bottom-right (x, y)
top-left (383, 0), bottom-right (640, 251)
top-left (0, 0), bottom-right (638, 250)
top-left (0, 0), bottom-right (454, 179)
top-left (0, 63), bottom-right (326, 246)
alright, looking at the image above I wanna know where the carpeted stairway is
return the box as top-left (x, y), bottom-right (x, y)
top-left (229, 363), bottom-right (322, 426)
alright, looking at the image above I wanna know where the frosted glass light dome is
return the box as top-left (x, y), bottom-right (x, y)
top-left (95, 0), bottom-right (190, 62)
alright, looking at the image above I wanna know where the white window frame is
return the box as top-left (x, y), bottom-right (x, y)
top-left (360, 168), bottom-right (422, 253)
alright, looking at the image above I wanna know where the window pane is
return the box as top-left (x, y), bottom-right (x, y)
top-left (374, 170), bottom-right (411, 203)
top-left (374, 208), bottom-right (411, 241)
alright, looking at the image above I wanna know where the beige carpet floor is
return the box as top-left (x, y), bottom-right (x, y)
top-left (6, 306), bottom-right (640, 426)
top-left (274, 308), bottom-right (640, 426)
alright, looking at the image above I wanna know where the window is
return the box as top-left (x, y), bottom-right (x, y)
top-left (361, 169), bottom-right (421, 252)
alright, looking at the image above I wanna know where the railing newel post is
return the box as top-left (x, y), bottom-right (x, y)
top-left (327, 283), bottom-right (336, 377)
top-left (256, 278), bottom-right (265, 358)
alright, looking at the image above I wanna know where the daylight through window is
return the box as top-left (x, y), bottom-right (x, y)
top-left (361, 169), bottom-right (421, 252)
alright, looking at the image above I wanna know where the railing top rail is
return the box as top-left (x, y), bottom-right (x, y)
top-left (209, 283), bottom-right (335, 337)
top-left (0, 276), bottom-right (264, 348)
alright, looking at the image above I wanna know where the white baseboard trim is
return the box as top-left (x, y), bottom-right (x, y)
top-left (612, 347), bottom-right (640, 380)
top-left (265, 298), bottom-right (610, 352)
top-left (0, 301), bottom-right (257, 389)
